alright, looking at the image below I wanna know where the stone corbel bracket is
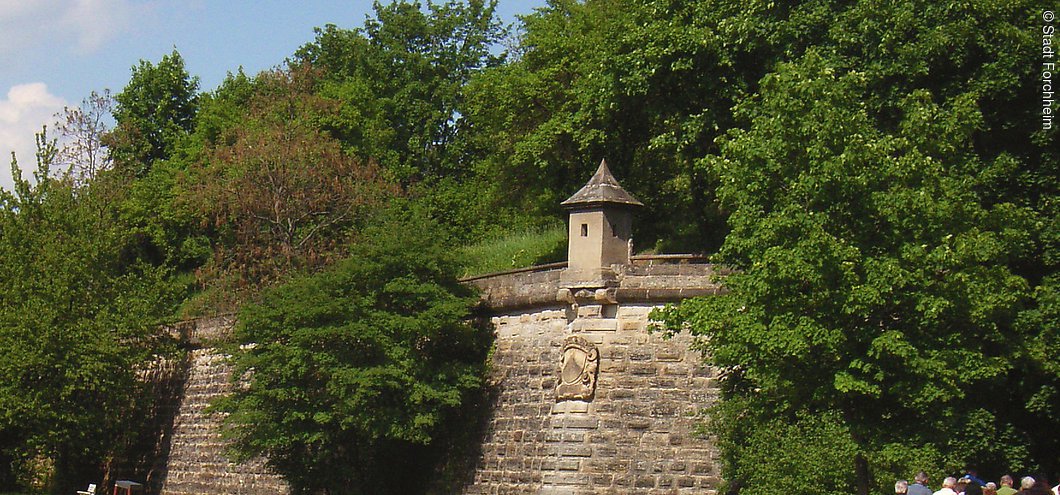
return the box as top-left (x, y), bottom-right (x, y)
top-left (556, 287), bottom-right (617, 305)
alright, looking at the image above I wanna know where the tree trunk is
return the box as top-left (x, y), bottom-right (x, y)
top-left (844, 406), bottom-right (872, 495)
top-left (855, 452), bottom-right (871, 495)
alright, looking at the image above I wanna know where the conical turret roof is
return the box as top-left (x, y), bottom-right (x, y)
top-left (561, 159), bottom-right (643, 209)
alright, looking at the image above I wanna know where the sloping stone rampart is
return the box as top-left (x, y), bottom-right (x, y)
top-left (461, 304), bottom-right (721, 495)
top-left (155, 316), bottom-right (289, 495)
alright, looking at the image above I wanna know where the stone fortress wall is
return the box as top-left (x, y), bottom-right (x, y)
top-left (153, 317), bottom-right (289, 495)
top-left (151, 258), bottom-right (727, 495)
top-left (146, 161), bottom-right (729, 494)
top-left (460, 257), bottom-right (727, 494)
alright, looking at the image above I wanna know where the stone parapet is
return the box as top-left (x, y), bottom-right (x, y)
top-left (463, 257), bottom-right (727, 310)
top-left (463, 263), bottom-right (569, 310)
top-left (164, 314), bottom-right (236, 346)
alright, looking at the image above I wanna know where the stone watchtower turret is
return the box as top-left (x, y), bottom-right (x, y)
top-left (560, 159), bottom-right (643, 286)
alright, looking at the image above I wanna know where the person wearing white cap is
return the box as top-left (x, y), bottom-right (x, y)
top-left (936, 477), bottom-right (960, 495)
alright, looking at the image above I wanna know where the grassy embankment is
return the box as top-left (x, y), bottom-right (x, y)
top-left (456, 223), bottom-right (567, 278)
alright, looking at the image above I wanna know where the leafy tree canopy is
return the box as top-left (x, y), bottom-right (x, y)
top-left (295, 0), bottom-right (504, 183)
top-left (109, 50), bottom-right (200, 174)
top-left (218, 208), bottom-right (489, 494)
top-left (461, 0), bottom-right (787, 251)
top-left (0, 135), bottom-right (179, 492)
top-left (179, 66), bottom-right (397, 295)
top-left (657, 0), bottom-right (1056, 492)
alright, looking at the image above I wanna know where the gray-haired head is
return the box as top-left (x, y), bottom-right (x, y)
top-left (896, 480), bottom-right (909, 494)
top-left (1020, 477), bottom-right (1035, 490)
top-left (943, 477), bottom-right (958, 489)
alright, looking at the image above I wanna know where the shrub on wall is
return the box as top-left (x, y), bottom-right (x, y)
top-left (713, 405), bottom-right (860, 495)
top-left (216, 209), bottom-right (490, 494)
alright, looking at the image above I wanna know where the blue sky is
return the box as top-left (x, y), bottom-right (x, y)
top-left (0, 0), bottom-right (543, 191)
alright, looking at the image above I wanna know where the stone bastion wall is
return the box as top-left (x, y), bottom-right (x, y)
top-left (460, 256), bottom-right (727, 494)
top-left (155, 316), bottom-right (290, 495)
top-left (151, 256), bottom-right (727, 494)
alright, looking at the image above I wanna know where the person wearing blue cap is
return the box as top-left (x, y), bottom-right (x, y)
top-left (964, 471), bottom-right (988, 487)
top-left (964, 476), bottom-right (985, 495)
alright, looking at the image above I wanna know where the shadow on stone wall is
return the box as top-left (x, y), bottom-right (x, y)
top-left (425, 377), bottom-right (501, 494)
top-left (105, 352), bottom-right (191, 494)
top-left (415, 313), bottom-right (499, 494)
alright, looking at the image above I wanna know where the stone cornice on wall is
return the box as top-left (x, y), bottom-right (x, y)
top-left (463, 255), bottom-right (729, 312)
top-left (163, 313), bottom-right (237, 347)
top-left (167, 256), bottom-right (729, 343)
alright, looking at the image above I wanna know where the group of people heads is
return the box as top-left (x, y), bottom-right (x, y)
top-left (1010, 475), bottom-right (1056, 495)
top-left (897, 471), bottom-right (1057, 495)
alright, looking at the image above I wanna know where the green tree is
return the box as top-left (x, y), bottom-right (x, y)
top-left (112, 70), bottom-right (259, 281)
top-left (180, 67), bottom-right (395, 291)
top-left (0, 133), bottom-right (178, 492)
top-left (109, 50), bottom-right (200, 174)
top-left (291, 1), bottom-right (511, 243)
top-left (713, 406), bottom-right (862, 495)
top-left (295, 0), bottom-right (504, 183)
top-left (463, 0), bottom-right (1055, 254)
top-left (217, 210), bottom-right (489, 494)
top-left (461, 0), bottom-right (793, 251)
top-left (188, 69), bottom-right (257, 150)
top-left (658, 4), bottom-right (1055, 488)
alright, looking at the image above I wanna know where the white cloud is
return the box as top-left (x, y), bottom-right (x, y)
top-left (0, 83), bottom-right (67, 192)
top-left (0, 0), bottom-right (143, 56)
top-left (60, 0), bottom-right (137, 53)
